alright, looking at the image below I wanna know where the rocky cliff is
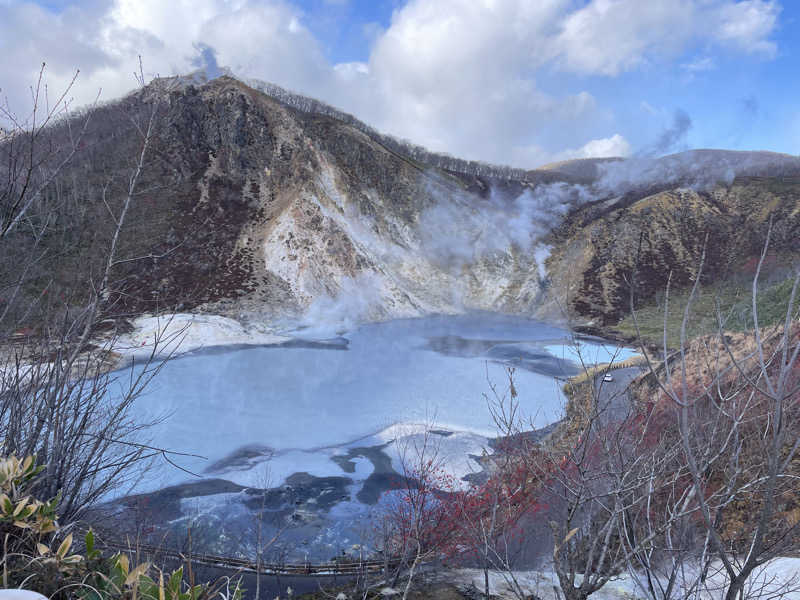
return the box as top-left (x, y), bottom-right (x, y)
top-left (5, 76), bottom-right (799, 332)
top-left (546, 173), bottom-right (800, 326)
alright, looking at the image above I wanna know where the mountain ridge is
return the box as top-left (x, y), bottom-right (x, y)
top-left (3, 74), bottom-right (799, 335)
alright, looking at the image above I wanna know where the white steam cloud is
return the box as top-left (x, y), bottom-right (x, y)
top-left (419, 149), bottom-right (800, 279)
top-left (595, 149), bottom-right (800, 193)
top-left (418, 183), bottom-right (591, 270)
top-left (294, 272), bottom-right (386, 337)
top-left (293, 150), bottom-right (800, 334)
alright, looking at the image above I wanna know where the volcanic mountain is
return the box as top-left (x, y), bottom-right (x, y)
top-left (4, 75), bottom-right (800, 333)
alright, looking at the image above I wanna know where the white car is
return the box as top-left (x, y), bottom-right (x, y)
top-left (603, 374), bottom-right (614, 382)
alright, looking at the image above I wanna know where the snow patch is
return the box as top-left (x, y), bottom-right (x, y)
top-left (212, 449), bottom-right (348, 489)
top-left (450, 558), bottom-right (800, 600)
top-left (370, 423), bottom-right (490, 486)
top-left (113, 313), bottom-right (290, 363)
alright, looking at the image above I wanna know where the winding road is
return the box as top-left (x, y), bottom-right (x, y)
top-left (592, 366), bottom-right (645, 426)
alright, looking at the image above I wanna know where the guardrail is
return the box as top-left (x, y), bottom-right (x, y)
top-left (93, 537), bottom-right (396, 577)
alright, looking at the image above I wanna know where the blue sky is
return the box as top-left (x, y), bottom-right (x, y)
top-left (1, 0), bottom-right (797, 167)
top-left (290, 0), bottom-right (400, 63)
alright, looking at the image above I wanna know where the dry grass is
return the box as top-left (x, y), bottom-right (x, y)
top-left (626, 320), bottom-right (800, 549)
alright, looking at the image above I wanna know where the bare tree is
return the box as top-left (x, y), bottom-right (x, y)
top-left (0, 62), bottom-right (192, 521)
top-left (462, 330), bottom-right (708, 600)
top-left (540, 374), bottom-right (692, 600)
top-left (521, 225), bottom-right (799, 600)
top-left (451, 369), bottom-right (544, 600)
top-left (629, 223), bottom-right (800, 600)
top-left (0, 63), bottom-right (96, 240)
top-left (377, 424), bottom-right (461, 599)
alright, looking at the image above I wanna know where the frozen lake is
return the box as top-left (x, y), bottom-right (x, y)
top-left (117, 313), bottom-right (635, 494)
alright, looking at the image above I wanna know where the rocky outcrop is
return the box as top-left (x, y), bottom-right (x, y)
top-left (545, 176), bottom-right (800, 325)
top-left (11, 76), bottom-right (800, 330)
top-left (103, 77), bottom-right (555, 324)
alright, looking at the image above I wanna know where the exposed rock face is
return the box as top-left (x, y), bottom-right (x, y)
top-left (11, 76), bottom-right (800, 329)
top-left (546, 177), bottom-right (800, 324)
top-left (106, 77), bottom-right (554, 324)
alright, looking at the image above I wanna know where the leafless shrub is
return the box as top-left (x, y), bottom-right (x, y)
top-left (0, 62), bottom-right (192, 523)
top-left (623, 221), bottom-right (800, 600)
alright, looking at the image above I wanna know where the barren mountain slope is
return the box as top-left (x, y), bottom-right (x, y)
top-left (545, 175), bottom-right (800, 325)
top-left (5, 76), bottom-right (799, 331)
top-left (100, 76), bottom-right (564, 324)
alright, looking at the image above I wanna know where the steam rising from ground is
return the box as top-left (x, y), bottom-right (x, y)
top-left (418, 183), bottom-right (591, 269)
top-left (419, 149), bottom-right (800, 274)
top-left (594, 149), bottom-right (800, 193)
top-left (294, 272), bottom-right (386, 337)
top-left (297, 149), bottom-right (800, 331)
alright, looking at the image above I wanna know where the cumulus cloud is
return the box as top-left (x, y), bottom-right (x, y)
top-left (715, 0), bottom-right (780, 57)
top-left (354, 1), bottom-right (607, 164)
top-left (555, 1), bottom-right (694, 75)
top-left (0, 0), bottom-right (332, 119)
top-left (554, 0), bottom-right (779, 76)
top-left (555, 134), bottom-right (632, 161)
top-left (0, 0), bottom-right (783, 166)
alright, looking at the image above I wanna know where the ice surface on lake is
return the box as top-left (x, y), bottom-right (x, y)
top-left (117, 314), bottom-right (634, 494)
top-left (370, 423), bottom-right (491, 485)
top-left (544, 341), bottom-right (638, 365)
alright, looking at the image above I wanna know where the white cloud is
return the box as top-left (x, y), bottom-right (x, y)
top-left (544, 134), bottom-right (632, 164)
top-left (555, 1), bottom-right (694, 75)
top-left (563, 134), bottom-right (633, 159)
top-left (554, 0), bottom-right (779, 76)
top-left (333, 61), bottom-right (369, 80)
top-left (0, 0), bottom-right (783, 167)
top-left (682, 56), bottom-right (717, 73)
top-left (327, 0), bottom-right (778, 165)
top-left (199, 2), bottom-right (332, 97)
top-left (714, 0), bottom-right (779, 57)
top-left (351, 0), bottom-right (606, 165)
